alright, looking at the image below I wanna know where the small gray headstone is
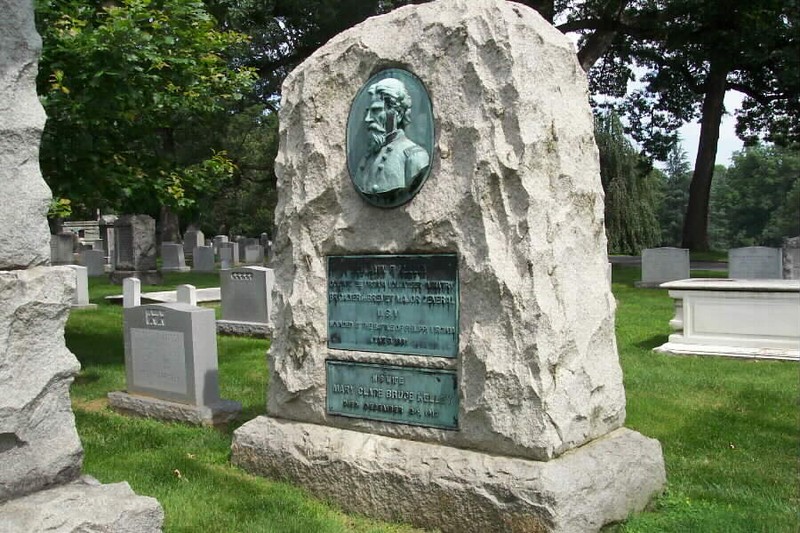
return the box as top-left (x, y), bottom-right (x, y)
top-left (161, 243), bottom-right (189, 272)
top-left (123, 277), bottom-right (141, 308)
top-left (110, 303), bottom-right (240, 425)
top-left (782, 236), bottom-right (800, 280)
top-left (80, 249), bottom-right (105, 277)
top-left (212, 235), bottom-right (228, 254)
top-left (638, 247), bottom-right (690, 287)
top-left (218, 242), bottom-right (239, 267)
top-left (728, 246), bottom-right (782, 279)
top-left (220, 266), bottom-right (274, 324)
top-left (50, 233), bottom-right (74, 265)
top-left (183, 229), bottom-right (204, 259)
top-left (244, 244), bottom-right (264, 264)
top-left (192, 246), bottom-right (215, 272)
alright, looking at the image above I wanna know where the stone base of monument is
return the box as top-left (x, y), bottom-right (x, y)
top-left (216, 319), bottom-right (272, 338)
top-left (634, 281), bottom-right (670, 289)
top-left (655, 342), bottom-right (799, 361)
top-left (108, 391), bottom-right (241, 426)
top-left (161, 266), bottom-right (191, 273)
top-left (0, 475), bottom-right (163, 533)
top-left (109, 269), bottom-right (163, 285)
top-left (232, 417), bottom-right (666, 533)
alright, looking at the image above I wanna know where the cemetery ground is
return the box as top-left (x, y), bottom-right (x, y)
top-left (65, 270), bottom-right (796, 532)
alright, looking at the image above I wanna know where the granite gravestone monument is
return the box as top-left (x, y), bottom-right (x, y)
top-left (50, 232), bottom-right (74, 264)
top-left (192, 245), bottom-right (215, 272)
top-left (230, 2), bottom-right (665, 532)
top-left (81, 248), bottom-right (105, 276)
top-left (0, 2), bottom-right (162, 528)
top-left (111, 214), bottom-right (161, 284)
top-left (161, 242), bottom-right (190, 272)
top-left (217, 266), bottom-right (274, 337)
top-left (728, 246), bottom-right (783, 279)
top-left (637, 247), bottom-right (690, 288)
top-left (244, 244), bottom-right (265, 264)
top-left (218, 241), bottom-right (239, 268)
top-left (108, 303), bottom-right (240, 425)
top-left (183, 228), bottom-right (204, 260)
top-left (212, 235), bottom-right (228, 255)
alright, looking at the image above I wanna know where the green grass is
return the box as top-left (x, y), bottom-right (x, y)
top-left (66, 269), bottom-right (798, 532)
top-left (610, 267), bottom-right (798, 532)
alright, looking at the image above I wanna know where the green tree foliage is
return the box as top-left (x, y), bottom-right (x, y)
top-left (193, 108), bottom-right (280, 236)
top-left (36, 0), bottom-right (256, 217)
top-left (204, 0), bottom-right (396, 105)
top-left (709, 145), bottom-right (800, 249)
top-left (656, 144), bottom-right (691, 246)
top-left (595, 112), bottom-right (661, 254)
top-left (582, 0), bottom-right (799, 250)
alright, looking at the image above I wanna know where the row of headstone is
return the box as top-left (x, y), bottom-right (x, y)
top-left (638, 244), bottom-right (800, 287)
top-left (53, 219), bottom-right (271, 273)
top-left (110, 278), bottom-right (241, 425)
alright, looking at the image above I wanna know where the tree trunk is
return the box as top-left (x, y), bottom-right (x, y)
top-left (681, 63), bottom-right (728, 251)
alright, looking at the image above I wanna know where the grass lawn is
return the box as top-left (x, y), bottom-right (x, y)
top-left (65, 269), bottom-right (798, 532)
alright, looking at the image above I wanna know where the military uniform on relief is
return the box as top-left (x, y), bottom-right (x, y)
top-left (354, 130), bottom-right (430, 195)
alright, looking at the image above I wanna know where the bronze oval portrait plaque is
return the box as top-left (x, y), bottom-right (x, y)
top-left (347, 68), bottom-right (434, 208)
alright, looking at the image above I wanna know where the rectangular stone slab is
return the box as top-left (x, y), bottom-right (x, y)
top-left (326, 360), bottom-right (458, 430)
top-left (327, 254), bottom-right (459, 357)
top-left (232, 417), bottom-right (666, 533)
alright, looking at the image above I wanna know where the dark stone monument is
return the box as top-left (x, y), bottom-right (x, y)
top-left (110, 215), bottom-right (161, 284)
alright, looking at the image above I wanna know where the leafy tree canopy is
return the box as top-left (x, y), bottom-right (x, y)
top-left (576, 0), bottom-right (799, 249)
top-left (710, 144), bottom-right (800, 248)
top-left (595, 112), bottom-right (661, 254)
top-left (37, 0), bottom-right (257, 218)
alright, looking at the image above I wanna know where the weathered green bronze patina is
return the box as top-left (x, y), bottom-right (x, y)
top-left (326, 360), bottom-right (458, 430)
top-left (328, 254), bottom-right (459, 357)
top-left (347, 68), bottom-right (434, 208)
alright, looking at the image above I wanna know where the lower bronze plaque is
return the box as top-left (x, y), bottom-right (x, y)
top-left (326, 360), bottom-right (458, 430)
top-left (328, 254), bottom-right (459, 357)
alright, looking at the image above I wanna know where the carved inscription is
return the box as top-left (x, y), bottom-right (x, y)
top-left (145, 309), bottom-right (166, 327)
top-left (130, 328), bottom-right (187, 395)
top-left (328, 254), bottom-right (459, 357)
top-left (231, 272), bottom-right (254, 281)
top-left (326, 361), bottom-right (458, 429)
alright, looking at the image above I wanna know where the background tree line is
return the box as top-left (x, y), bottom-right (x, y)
top-left (36, 0), bottom-right (798, 249)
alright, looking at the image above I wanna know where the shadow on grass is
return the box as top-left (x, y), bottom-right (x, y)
top-left (637, 334), bottom-right (668, 351)
top-left (73, 371), bottom-right (101, 386)
top-left (66, 329), bottom-right (125, 367)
